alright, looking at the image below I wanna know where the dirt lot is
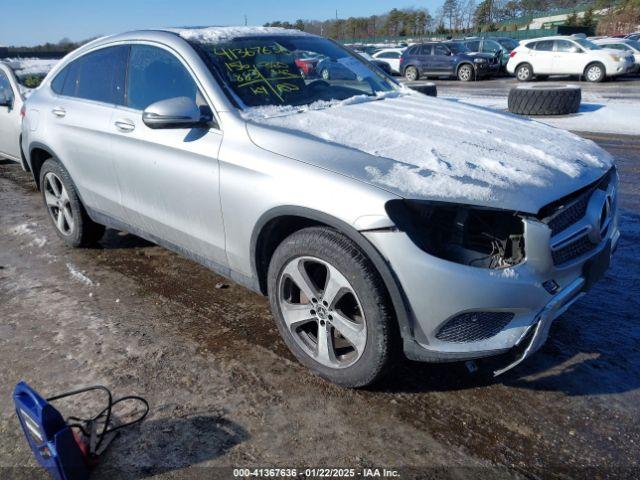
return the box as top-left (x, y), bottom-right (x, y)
top-left (1, 133), bottom-right (639, 479)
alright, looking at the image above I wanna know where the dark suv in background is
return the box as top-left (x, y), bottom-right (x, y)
top-left (400, 41), bottom-right (499, 81)
top-left (459, 37), bottom-right (519, 72)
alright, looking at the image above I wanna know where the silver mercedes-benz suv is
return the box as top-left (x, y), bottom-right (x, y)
top-left (21, 27), bottom-right (619, 387)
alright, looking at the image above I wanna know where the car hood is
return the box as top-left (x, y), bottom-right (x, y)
top-left (244, 92), bottom-right (613, 214)
top-left (466, 52), bottom-right (497, 59)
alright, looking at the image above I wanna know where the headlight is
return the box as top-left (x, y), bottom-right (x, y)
top-left (474, 58), bottom-right (487, 63)
top-left (609, 54), bottom-right (622, 62)
top-left (385, 200), bottom-right (526, 269)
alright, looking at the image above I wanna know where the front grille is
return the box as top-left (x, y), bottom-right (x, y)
top-left (436, 312), bottom-right (514, 343)
top-left (541, 169), bottom-right (614, 234)
top-left (551, 234), bottom-right (596, 264)
top-left (547, 192), bottom-right (590, 236)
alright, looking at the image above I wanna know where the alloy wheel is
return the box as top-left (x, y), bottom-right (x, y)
top-left (517, 66), bottom-right (530, 81)
top-left (458, 65), bottom-right (473, 81)
top-left (278, 256), bottom-right (367, 369)
top-left (586, 65), bottom-right (603, 82)
top-left (43, 172), bottom-right (74, 236)
top-left (405, 67), bottom-right (417, 81)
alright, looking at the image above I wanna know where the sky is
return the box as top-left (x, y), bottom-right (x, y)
top-left (1, 0), bottom-right (443, 47)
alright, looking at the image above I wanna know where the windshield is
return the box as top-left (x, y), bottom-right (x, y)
top-left (626, 40), bottom-right (640, 51)
top-left (196, 35), bottom-right (396, 109)
top-left (447, 42), bottom-right (469, 54)
top-left (574, 38), bottom-right (602, 50)
top-left (497, 38), bottom-right (518, 50)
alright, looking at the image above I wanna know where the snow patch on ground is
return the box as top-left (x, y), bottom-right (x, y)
top-left (10, 223), bottom-right (47, 248)
top-left (451, 95), bottom-right (640, 136)
top-left (168, 26), bottom-right (309, 44)
top-left (66, 263), bottom-right (95, 287)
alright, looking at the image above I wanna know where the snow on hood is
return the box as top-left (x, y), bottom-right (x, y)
top-left (245, 91), bottom-right (613, 213)
top-left (167, 26), bottom-right (310, 44)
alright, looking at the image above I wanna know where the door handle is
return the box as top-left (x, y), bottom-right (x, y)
top-left (114, 119), bottom-right (135, 132)
top-left (51, 107), bottom-right (66, 118)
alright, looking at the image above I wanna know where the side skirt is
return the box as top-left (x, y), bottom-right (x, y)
top-left (87, 207), bottom-right (262, 294)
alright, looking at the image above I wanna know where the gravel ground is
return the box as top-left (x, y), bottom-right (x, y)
top-left (0, 133), bottom-right (639, 479)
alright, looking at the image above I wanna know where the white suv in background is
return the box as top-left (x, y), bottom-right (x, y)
top-left (507, 36), bottom-right (635, 82)
top-left (372, 48), bottom-right (404, 74)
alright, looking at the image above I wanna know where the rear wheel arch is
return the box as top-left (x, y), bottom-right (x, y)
top-left (250, 206), bottom-right (414, 342)
top-left (28, 143), bottom-right (58, 190)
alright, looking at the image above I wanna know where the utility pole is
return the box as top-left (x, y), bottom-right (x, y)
top-left (244, 14), bottom-right (248, 26)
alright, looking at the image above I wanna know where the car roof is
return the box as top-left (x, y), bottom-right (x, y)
top-left (523, 35), bottom-right (576, 42)
top-left (594, 38), bottom-right (632, 43)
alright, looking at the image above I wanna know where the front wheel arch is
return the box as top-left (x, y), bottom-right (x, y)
top-left (250, 206), bottom-right (414, 344)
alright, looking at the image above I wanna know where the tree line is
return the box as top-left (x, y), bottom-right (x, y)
top-left (264, 0), bottom-right (639, 39)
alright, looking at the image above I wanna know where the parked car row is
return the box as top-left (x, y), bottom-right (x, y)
top-left (353, 33), bottom-right (640, 84)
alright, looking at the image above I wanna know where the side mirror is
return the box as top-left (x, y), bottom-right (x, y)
top-left (142, 97), bottom-right (206, 129)
top-left (569, 46), bottom-right (582, 53)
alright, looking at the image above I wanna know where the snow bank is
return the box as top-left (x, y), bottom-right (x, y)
top-left (5, 57), bottom-right (58, 77)
top-left (453, 95), bottom-right (640, 136)
top-left (10, 223), bottom-right (47, 248)
top-left (168, 26), bottom-right (309, 44)
top-left (66, 263), bottom-right (95, 287)
top-left (247, 91), bottom-right (612, 204)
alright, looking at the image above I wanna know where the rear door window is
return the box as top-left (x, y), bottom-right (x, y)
top-left (61, 46), bottom-right (128, 104)
top-left (434, 45), bottom-right (449, 56)
top-left (555, 40), bottom-right (578, 52)
top-left (419, 45), bottom-right (432, 55)
top-left (535, 41), bottom-right (555, 51)
top-left (127, 45), bottom-right (200, 111)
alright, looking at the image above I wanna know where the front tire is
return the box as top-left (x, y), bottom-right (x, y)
top-left (40, 159), bottom-right (105, 247)
top-left (584, 62), bottom-right (605, 83)
top-left (457, 64), bottom-right (474, 82)
top-left (267, 227), bottom-right (397, 388)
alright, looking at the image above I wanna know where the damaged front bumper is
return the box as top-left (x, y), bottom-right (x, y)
top-left (493, 236), bottom-right (614, 376)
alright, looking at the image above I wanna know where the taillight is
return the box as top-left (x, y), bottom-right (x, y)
top-left (509, 51), bottom-right (517, 58)
top-left (20, 105), bottom-right (26, 118)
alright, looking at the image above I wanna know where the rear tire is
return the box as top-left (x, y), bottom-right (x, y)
top-left (515, 63), bottom-right (534, 82)
top-left (267, 227), bottom-right (397, 388)
top-left (39, 159), bottom-right (105, 247)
